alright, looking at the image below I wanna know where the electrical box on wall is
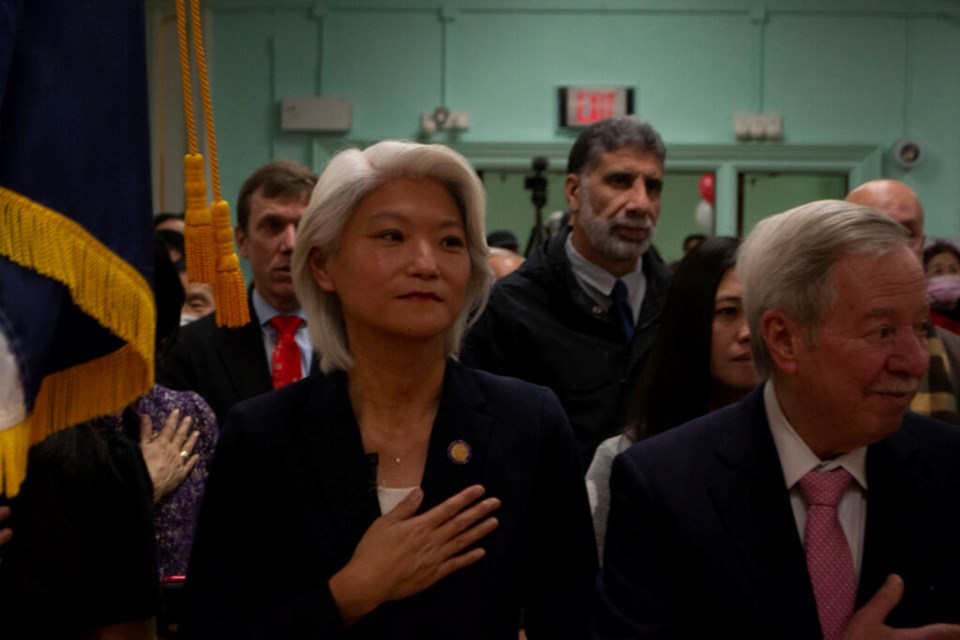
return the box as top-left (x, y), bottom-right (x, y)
top-left (559, 87), bottom-right (634, 128)
top-left (733, 112), bottom-right (783, 140)
top-left (281, 97), bottom-right (352, 132)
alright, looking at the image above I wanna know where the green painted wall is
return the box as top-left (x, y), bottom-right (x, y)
top-left (148, 0), bottom-right (960, 254)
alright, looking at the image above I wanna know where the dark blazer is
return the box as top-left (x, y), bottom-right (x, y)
top-left (592, 386), bottom-right (960, 639)
top-left (158, 300), bottom-right (318, 425)
top-left (186, 360), bottom-right (598, 639)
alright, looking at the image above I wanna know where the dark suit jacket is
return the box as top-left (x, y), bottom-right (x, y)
top-left (592, 386), bottom-right (960, 639)
top-left (186, 360), bottom-right (598, 639)
top-left (158, 300), bottom-right (317, 425)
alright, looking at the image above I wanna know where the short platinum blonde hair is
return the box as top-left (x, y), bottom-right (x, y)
top-left (291, 140), bottom-right (494, 373)
top-left (737, 199), bottom-right (910, 379)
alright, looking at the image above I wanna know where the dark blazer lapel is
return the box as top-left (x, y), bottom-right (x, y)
top-left (400, 361), bottom-right (494, 625)
top-left (707, 388), bottom-right (821, 635)
top-left (298, 372), bottom-right (381, 560)
top-left (858, 422), bottom-right (930, 620)
top-left (630, 249), bottom-right (670, 363)
top-left (419, 361), bottom-right (493, 512)
top-left (217, 300), bottom-right (273, 400)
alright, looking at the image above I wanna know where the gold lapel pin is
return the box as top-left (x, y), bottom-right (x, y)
top-left (447, 439), bottom-right (472, 465)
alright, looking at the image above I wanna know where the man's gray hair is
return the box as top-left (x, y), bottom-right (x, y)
top-left (738, 199), bottom-right (910, 378)
top-left (291, 140), bottom-right (494, 373)
top-left (566, 116), bottom-right (666, 177)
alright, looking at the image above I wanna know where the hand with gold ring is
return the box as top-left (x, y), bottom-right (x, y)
top-left (139, 409), bottom-right (200, 504)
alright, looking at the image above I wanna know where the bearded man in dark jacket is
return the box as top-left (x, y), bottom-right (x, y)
top-left (463, 116), bottom-right (672, 467)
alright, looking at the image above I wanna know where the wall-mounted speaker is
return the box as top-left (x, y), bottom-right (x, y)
top-left (892, 138), bottom-right (923, 170)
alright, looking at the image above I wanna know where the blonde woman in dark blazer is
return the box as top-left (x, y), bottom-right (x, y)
top-left (187, 141), bottom-right (597, 639)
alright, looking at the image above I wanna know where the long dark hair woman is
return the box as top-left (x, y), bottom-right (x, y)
top-left (186, 141), bottom-right (597, 639)
top-left (586, 236), bottom-right (760, 557)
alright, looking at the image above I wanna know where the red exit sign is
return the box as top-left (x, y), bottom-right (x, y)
top-left (559, 86), bottom-right (634, 128)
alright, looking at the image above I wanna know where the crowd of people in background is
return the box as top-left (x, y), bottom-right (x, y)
top-left (3, 116), bottom-right (960, 639)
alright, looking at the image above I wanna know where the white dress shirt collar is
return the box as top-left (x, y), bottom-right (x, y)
top-left (252, 289), bottom-right (306, 325)
top-left (564, 234), bottom-right (646, 321)
top-left (252, 289), bottom-right (312, 376)
top-left (764, 380), bottom-right (867, 491)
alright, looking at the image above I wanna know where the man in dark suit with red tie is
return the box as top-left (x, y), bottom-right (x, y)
top-left (593, 200), bottom-right (960, 639)
top-left (159, 160), bottom-right (318, 424)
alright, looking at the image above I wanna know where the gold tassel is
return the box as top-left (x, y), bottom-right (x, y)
top-left (177, 0), bottom-right (246, 327)
top-left (183, 153), bottom-right (216, 283)
top-left (210, 199), bottom-right (249, 327)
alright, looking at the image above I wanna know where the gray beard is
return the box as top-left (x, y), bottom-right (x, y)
top-left (576, 203), bottom-right (655, 262)
top-left (590, 231), bottom-right (651, 261)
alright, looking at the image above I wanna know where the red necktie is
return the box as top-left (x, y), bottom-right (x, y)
top-left (269, 316), bottom-right (302, 389)
top-left (798, 468), bottom-right (856, 640)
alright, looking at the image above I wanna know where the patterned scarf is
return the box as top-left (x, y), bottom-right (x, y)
top-left (911, 324), bottom-right (960, 424)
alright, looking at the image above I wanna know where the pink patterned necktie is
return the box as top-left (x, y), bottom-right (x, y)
top-left (269, 316), bottom-right (302, 389)
top-left (798, 468), bottom-right (856, 640)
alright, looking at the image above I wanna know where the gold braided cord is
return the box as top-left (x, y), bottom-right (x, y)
top-left (176, 0), bottom-right (216, 283)
top-left (178, 0), bottom-right (249, 326)
top-left (0, 187), bottom-right (155, 495)
top-left (190, 0), bottom-right (221, 201)
top-left (175, 0), bottom-right (197, 155)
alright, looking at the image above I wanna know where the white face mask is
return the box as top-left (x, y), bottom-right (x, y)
top-left (928, 274), bottom-right (960, 306)
top-left (180, 313), bottom-right (200, 326)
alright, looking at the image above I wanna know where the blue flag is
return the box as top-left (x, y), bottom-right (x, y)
top-left (0, 0), bottom-right (156, 495)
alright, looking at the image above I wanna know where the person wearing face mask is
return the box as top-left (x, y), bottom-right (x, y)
top-left (175, 260), bottom-right (216, 326)
top-left (846, 180), bottom-right (960, 424)
top-left (155, 226), bottom-right (216, 325)
top-left (586, 237), bottom-right (759, 559)
top-left (924, 240), bottom-right (960, 335)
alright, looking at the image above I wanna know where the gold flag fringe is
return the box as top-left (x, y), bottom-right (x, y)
top-left (0, 187), bottom-right (154, 496)
top-left (0, 422), bottom-right (29, 499)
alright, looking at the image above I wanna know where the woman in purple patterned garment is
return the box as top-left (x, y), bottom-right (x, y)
top-left (5, 237), bottom-right (219, 639)
top-left (91, 383), bottom-right (218, 578)
top-left (142, 232), bottom-right (220, 578)
top-left (91, 234), bottom-right (220, 579)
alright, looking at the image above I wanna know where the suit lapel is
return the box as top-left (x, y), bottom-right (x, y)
top-left (295, 362), bottom-right (495, 553)
top-left (217, 303), bottom-right (273, 400)
top-left (290, 363), bottom-right (495, 578)
top-left (707, 389), bottom-right (822, 635)
top-left (399, 361), bottom-right (494, 626)
top-left (298, 372), bottom-right (381, 562)
top-left (858, 422), bottom-right (928, 615)
top-left (419, 361), bottom-right (493, 512)
top-left (630, 250), bottom-right (669, 360)
top-left (219, 320), bottom-right (273, 397)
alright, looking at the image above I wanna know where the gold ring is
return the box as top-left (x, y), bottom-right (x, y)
top-left (180, 450), bottom-right (189, 460)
